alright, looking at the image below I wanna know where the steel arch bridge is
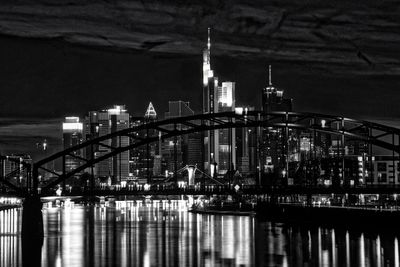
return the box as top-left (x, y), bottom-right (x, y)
top-left (2, 111), bottom-right (400, 196)
top-left (0, 155), bottom-right (32, 194)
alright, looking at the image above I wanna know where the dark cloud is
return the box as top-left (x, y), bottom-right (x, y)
top-left (0, 0), bottom-right (398, 75)
top-left (0, 118), bottom-right (62, 160)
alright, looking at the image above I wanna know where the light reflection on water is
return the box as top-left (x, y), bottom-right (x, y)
top-left (1, 201), bottom-right (400, 266)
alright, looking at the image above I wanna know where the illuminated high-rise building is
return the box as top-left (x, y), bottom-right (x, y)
top-left (262, 65), bottom-right (292, 112)
top-left (130, 102), bottom-right (161, 182)
top-left (202, 28), bottom-right (214, 95)
top-left (216, 82), bottom-right (236, 174)
top-left (144, 102), bottom-right (160, 180)
top-left (85, 105), bottom-right (130, 183)
top-left (144, 102), bottom-right (157, 120)
top-left (163, 101), bottom-right (199, 172)
top-left (260, 66), bottom-right (293, 184)
top-left (62, 116), bottom-right (83, 172)
top-left (235, 106), bottom-right (256, 175)
top-left (202, 28), bottom-right (236, 176)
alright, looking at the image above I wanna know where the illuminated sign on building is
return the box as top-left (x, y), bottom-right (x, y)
top-left (107, 105), bottom-right (127, 115)
top-left (62, 117), bottom-right (83, 131)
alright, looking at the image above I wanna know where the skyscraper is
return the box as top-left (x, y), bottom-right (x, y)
top-left (144, 102), bottom-right (159, 180)
top-left (144, 102), bottom-right (157, 120)
top-left (235, 106), bottom-right (256, 175)
top-left (85, 105), bottom-right (130, 183)
top-left (202, 28), bottom-right (236, 177)
top-left (163, 101), bottom-right (199, 172)
top-left (62, 116), bottom-right (83, 172)
top-left (129, 102), bottom-right (160, 183)
top-left (260, 66), bottom-right (293, 185)
top-left (262, 66), bottom-right (292, 112)
top-left (216, 82), bottom-right (236, 174)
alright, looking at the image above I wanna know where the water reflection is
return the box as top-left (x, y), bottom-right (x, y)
top-left (1, 201), bottom-right (400, 266)
top-left (255, 222), bottom-right (400, 266)
top-left (0, 208), bottom-right (21, 267)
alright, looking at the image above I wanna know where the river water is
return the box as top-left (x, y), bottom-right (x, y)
top-left (1, 200), bottom-right (399, 266)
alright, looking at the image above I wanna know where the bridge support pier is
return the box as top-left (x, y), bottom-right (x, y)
top-left (22, 194), bottom-right (43, 239)
top-left (21, 194), bottom-right (43, 267)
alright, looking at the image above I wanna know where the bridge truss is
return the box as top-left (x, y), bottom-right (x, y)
top-left (0, 156), bottom-right (32, 195)
top-left (19, 110), bottom-right (398, 195)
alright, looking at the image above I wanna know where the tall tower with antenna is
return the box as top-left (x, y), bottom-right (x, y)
top-left (260, 65), bottom-right (293, 186)
top-left (202, 27), bottom-right (216, 114)
top-left (202, 28), bottom-right (236, 176)
top-left (268, 65), bottom-right (272, 86)
top-left (261, 65), bottom-right (292, 112)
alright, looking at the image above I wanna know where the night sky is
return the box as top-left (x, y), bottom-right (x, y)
top-left (0, 0), bottom-right (400, 159)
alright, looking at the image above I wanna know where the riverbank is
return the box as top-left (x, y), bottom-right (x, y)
top-left (189, 207), bottom-right (256, 216)
top-left (190, 201), bottom-right (400, 230)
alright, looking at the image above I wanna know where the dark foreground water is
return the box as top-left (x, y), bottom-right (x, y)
top-left (1, 200), bottom-right (400, 266)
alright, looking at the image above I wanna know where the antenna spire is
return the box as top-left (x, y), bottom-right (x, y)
top-left (268, 65), bottom-right (272, 86)
top-left (207, 27), bottom-right (211, 50)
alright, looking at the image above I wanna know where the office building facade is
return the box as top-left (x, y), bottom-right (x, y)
top-left (163, 101), bottom-right (195, 172)
top-left (85, 105), bottom-right (130, 183)
top-left (62, 117), bottom-right (84, 172)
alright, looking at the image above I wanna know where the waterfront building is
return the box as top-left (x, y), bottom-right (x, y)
top-left (85, 105), bottom-right (130, 183)
top-left (369, 155), bottom-right (399, 185)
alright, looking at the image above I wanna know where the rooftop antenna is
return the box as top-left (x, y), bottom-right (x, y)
top-left (268, 65), bottom-right (272, 86)
top-left (207, 27), bottom-right (211, 50)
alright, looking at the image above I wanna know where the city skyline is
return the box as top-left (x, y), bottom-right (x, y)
top-left (2, 3), bottom-right (400, 267)
top-left (0, 1), bottom-right (399, 118)
top-left (1, 33), bottom-right (399, 120)
top-left (1, 55), bottom-right (400, 160)
top-left (1, 2), bottom-right (400, 160)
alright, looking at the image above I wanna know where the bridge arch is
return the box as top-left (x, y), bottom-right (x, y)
top-left (31, 111), bottom-right (400, 193)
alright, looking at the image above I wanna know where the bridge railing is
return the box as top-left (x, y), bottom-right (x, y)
top-left (34, 182), bottom-right (400, 197)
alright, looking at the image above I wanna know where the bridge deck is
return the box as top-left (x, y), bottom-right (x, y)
top-left (30, 185), bottom-right (400, 197)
